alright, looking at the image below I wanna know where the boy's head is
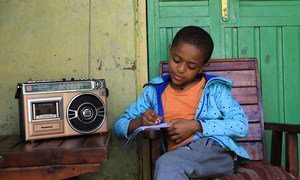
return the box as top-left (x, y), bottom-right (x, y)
top-left (171, 26), bottom-right (214, 64)
top-left (168, 26), bottom-right (214, 90)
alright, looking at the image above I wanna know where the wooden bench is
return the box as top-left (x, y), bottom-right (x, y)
top-left (0, 132), bottom-right (110, 179)
top-left (144, 58), bottom-right (299, 179)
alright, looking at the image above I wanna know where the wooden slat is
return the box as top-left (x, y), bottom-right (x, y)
top-left (270, 131), bottom-right (282, 166)
top-left (237, 123), bottom-right (262, 142)
top-left (56, 136), bottom-right (86, 149)
top-left (206, 70), bottom-right (256, 87)
top-left (231, 87), bottom-right (258, 105)
top-left (204, 59), bottom-right (256, 71)
top-left (286, 133), bottom-right (299, 176)
top-left (0, 151), bottom-right (59, 168)
top-left (0, 136), bottom-right (22, 151)
top-left (82, 133), bottom-right (110, 148)
top-left (12, 140), bottom-right (41, 151)
top-left (0, 136), bottom-right (9, 142)
top-left (60, 134), bottom-right (110, 164)
top-left (0, 164), bottom-right (100, 180)
top-left (32, 139), bottom-right (64, 149)
top-left (59, 149), bottom-right (109, 165)
top-left (242, 105), bottom-right (261, 122)
top-left (265, 122), bottom-right (300, 133)
top-left (240, 142), bottom-right (264, 161)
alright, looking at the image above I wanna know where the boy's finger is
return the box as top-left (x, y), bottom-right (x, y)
top-left (143, 112), bottom-right (151, 120)
top-left (157, 116), bottom-right (163, 121)
top-left (167, 124), bottom-right (175, 132)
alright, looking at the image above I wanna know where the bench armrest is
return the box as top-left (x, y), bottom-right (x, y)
top-left (265, 122), bottom-right (300, 133)
top-left (264, 122), bottom-right (300, 177)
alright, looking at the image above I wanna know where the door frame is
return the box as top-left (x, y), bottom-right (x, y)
top-left (135, 1), bottom-right (151, 179)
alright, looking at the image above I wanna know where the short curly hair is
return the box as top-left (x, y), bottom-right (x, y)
top-left (171, 26), bottom-right (214, 64)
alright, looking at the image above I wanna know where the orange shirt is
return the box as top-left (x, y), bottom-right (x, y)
top-left (162, 77), bottom-right (206, 150)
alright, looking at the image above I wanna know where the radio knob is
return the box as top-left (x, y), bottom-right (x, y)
top-left (94, 81), bottom-right (103, 89)
top-left (82, 108), bottom-right (92, 118)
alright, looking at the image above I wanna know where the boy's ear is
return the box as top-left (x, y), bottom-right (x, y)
top-left (199, 63), bottom-right (209, 72)
top-left (204, 62), bottom-right (210, 68)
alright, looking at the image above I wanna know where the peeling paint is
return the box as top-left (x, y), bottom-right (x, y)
top-left (241, 47), bottom-right (248, 55)
top-left (97, 59), bottom-right (103, 71)
top-left (123, 60), bottom-right (136, 70)
top-left (113, 55), bottom-right (121, 68)
top-left (104, 32), bottom-right (110, 37)
top-left (264, 55), bottom-right (271, 63)
top-left (122, 57), bottom-right (136, 70)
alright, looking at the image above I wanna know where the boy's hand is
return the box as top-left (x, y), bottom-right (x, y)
top-left (167, 119), bottom-right (202, 144)
top-left (128, 109), bottom-right (162, 134)
top-left (141, 109), bottom-right (163, 126)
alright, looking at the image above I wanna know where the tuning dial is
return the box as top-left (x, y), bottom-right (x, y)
top-left (94, 80), bottom-right (103, 89)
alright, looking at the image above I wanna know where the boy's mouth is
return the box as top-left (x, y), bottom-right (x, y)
top-left (172, 74), bottom-right (184, 81)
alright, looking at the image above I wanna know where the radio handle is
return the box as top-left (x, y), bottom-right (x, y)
top-left (15, 84), bottom-right (22, 99)
top-left (105, 88), bottom-right (109, 97)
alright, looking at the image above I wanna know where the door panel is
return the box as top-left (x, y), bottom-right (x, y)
top-left (147, 0), bottom-right (213, 78)
top-left (282, 26), bottom-right (300, 122)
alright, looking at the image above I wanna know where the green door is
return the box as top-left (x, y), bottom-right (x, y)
top-left (147, 0), bottom-right (300, 171)
top-left (148, 0), bottom-right (300, 124)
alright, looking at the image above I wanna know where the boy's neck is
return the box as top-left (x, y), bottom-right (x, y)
top-left (170, 77), bottom-right (202, 92)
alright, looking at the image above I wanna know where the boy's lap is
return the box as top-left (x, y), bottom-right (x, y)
top-left (157, 138), bottom-right (231, 164)
top-left (155, 138), bottom-right (234, 179)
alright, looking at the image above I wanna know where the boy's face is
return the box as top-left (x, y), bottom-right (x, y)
top-left (168, 42), bottom-right (206, 89)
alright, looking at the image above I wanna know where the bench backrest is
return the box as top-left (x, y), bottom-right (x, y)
top-left (160, 58), bottom-right (266, 163)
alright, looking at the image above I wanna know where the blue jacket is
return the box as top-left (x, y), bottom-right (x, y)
top-left (114, 74), bottom-right (250, 160)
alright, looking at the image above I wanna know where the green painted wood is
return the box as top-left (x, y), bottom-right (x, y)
top-left (159, 2), bottom-right (209, 18)
top-left (259, 27), bottom-right (282, 124)
top-left (239, 1), bottom-right (300, 17)
top-left (282, 26), bottom-right (300, 123)
top-left (147, 0), bottom-right (300, 175)
top-left (237, 27), bottom-right (255, 58)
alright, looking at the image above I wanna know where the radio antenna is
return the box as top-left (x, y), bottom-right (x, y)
top-left (88, 0), bottom-right (92, 78)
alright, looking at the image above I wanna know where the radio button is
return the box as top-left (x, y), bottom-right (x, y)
top-left (94, 81), bottom-right (103, 89)
top-left (31, 121), bottom-right (63, 135)
top-left (82, 108), bottom-right (93, 118)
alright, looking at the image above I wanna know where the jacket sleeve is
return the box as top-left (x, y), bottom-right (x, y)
top-left (114, 86), bottom-right (157, 138)
top-left (198, 83), bottom-right (249, 139)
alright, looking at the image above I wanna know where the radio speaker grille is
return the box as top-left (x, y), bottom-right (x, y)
top-left (67, 93), bottom-right (105, 133)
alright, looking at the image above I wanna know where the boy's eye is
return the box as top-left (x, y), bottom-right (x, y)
top-left (172, 55), bottom-right (181, 63)
top-left (188, 65), bottom-right (197, 70)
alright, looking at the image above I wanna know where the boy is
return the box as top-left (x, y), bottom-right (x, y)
top-left (114, 26), bottom-right (250, 179)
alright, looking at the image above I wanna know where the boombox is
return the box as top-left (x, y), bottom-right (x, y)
top-left (15, 78), bottom-right (108, 141)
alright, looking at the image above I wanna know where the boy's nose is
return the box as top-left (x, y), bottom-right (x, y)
top-left (177, 64), bottom-right (186, 73)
